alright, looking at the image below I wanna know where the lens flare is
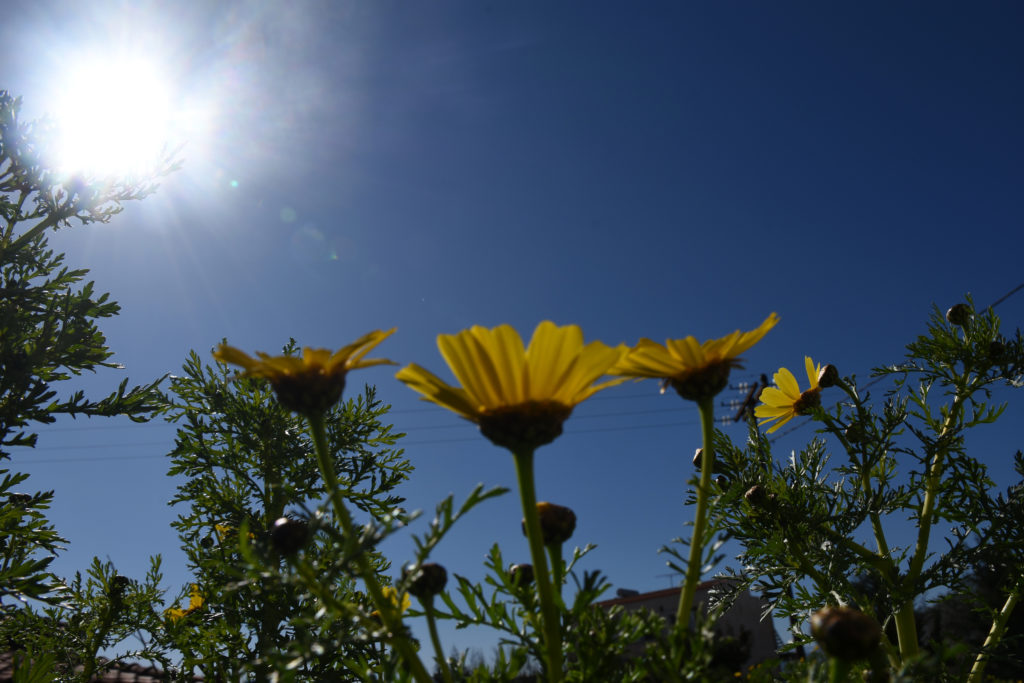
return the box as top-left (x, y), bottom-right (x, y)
top-left (49, 56), bottom-right (175, 178)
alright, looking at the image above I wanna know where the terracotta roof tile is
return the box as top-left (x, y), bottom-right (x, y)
top-left (0, 652), bottom-right (202, 682)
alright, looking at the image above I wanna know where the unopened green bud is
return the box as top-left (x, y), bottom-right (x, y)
top-left (810, 606), bottom-right (882, 662)
top-left (817, 364), bottom-right (839, 388)
top-left (270, 517), bottom-right (309, 556)
top-left (524, 502), bottom-right (576, 545)
top-left (844, 422), bottom-right (866, 444)
top-left (693, 448), bottom-right (703, 468)
top-left (509, 563), bottom-right (535, 586)
top-left (946, 303), bottom-right (972, 327)
top-left (715, 475), bottom-right (729, 490)
top-left (744, 485), bottom-right (768, 507)
top-left (989, 340), bottom-right (1006, 360)
top-left (403, 563), bottom-right (448, 599)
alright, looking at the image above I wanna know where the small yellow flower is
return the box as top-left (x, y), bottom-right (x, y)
top-left (371, 585), bottom-right (411, 619)
top-left (164, 583), bottom-right (204, 622)
top-left (613, 314), bottom-right (779, 401)
top-left (754, 356), bottom-right (823, 433)
top-left (213, 329), bottom-right (395, 415)
top-left (396, 322), bottom-right (626, 451)
top-left (213, 523), bottom-right (254, 542)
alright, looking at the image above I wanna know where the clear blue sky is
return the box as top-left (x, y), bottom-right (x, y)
top-left (4, 0), bottom-right (1024, 657)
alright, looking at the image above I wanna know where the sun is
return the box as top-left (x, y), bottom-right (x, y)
top-left (48, 55), bottom-right (176, 179)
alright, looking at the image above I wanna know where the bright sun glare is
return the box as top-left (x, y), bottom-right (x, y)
top-left (50, 57), bottom-right (175, 178)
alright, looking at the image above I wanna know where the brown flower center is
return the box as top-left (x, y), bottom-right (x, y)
top-left (793, 388), bottom-right (822, 415)
top-left (669, 360), bottom-right (735, 402)
top-left (270, 367), bottom-right (346, 416)
top-left (477, 400), bottom-right (573, 452)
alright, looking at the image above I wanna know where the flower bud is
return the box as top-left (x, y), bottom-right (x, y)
top-left (692, 448), bottom-right (703, 468)
top-left (109, 575), bottom-right (131, 606)
top-left (509, 563), bottom-right (535, 586)
top-left (525, 502), bottom-right (577, 545)
top-left (810, 606), bottom-right (882, 662)
top-left (946, 303), bottom-right (972, 327)
top-left (270, 517), bottom-right (309, 556)
top-left (7, 493), bottom-right (31, 507)
top-left (844, 421), bottom-right (865, 443)
top-left (744, 485), bottom-right (768, 508)
top-left (715, 475), bottom-right (729, 490)
top-left (989, 340), bottom-right (1006, 361)
top-left (403, 563), bottom-right (448, 600)
top-left (817, 364), bottom-right (839, 388)
top-left (200, 535), bottom-right (214, 549)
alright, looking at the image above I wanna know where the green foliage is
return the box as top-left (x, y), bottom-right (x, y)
top-left (3, 557), bottom-right (170, 682)
top-left (713, 298), bottom-right (1024, 678)
top-left (1, 89), bottom-right (174, 616)
top-left (157, 345), bottom-right (416, 680)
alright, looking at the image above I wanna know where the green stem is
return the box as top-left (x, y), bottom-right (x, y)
top-left (546, 542), bottom-right (565, 604)
top-left (306, 413), bottom-right (432, 683)
top-left (512, 449), bottom-right (563, 682)
top-left (829, 659), bottom-right (852, 683)
top-left (3, 208), bottom-right (63, 253)
top-left (676, 398), bottom-right (716, 628)
top-left (967, 584), bottom-right (1021, 683)
top-left (422, 596), bottom-right (454, 683)
top-left (257, 445), bottom-right (284, 683)
top-left (823, 400), bottom-right (893, 562)
top-left (895, 391), bottom-right (967, 660)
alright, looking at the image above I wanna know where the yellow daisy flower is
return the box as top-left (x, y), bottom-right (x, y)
top-left (754, 356), bottom-right (823, 433)
top-left (165, 583), bottom-right (204, 622)
top-left (213, 329), bottom-right (395, 415)
top-left (371, 585), bottom-right (411, 619)
top-left (613, 314), bottom-right (779, 401)
top-left (395, 322), bottom-right (627, 451)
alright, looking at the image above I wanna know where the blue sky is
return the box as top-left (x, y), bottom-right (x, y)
top-left (4, 0), bottom-right (1024, 657)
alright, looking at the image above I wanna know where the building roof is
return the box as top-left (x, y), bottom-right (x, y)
top-left (0, 652), bottom-right (202, 682)
top-left (595, 579), bottom-right (727, 608)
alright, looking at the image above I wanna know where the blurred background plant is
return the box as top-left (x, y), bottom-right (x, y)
top-left (155, 348), bottom-right (413, 680)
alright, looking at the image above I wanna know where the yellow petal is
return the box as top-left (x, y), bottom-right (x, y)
top-left (438, 329), bottom-right (502, 408)
top-left (335, 328), bottom-right (396, 368)
top-left (754, 403), bottom-right (791, 417)
top-left (188, 584), bottom-right (204, 610)
top-left (733, 313), bottom-right (780, 356)
top-left (804, 356), bottom-right (819, 388)
top-left (760, 412), bottom-right (795, 433)
top-left (554, 340), bottom-right (626, 404)
top-left (478, 324), bottom-right (526, 405)
top-left (773, 367), bottom-right (800, 399)
top-left (395, 363), bottom-right (479, 420)
top-left (666, 336), bottom-right (703, 369)
top-left (615, 340), bottom-right (682, 377)
top-left (525, 322), bottom-right (584, 400)
top-left (757, 386), bottom-right (795, 408)
top-left (212, 345), bottom-right (260, 372)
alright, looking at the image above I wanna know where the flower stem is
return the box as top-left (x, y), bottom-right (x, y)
top-left (895, 391), bottom-right (967, 661)
top-left (676, 398), bottom-right (716, 628)
top-left (967, 583), bottom-right (1021, 683)
top-left (421, 596), bottom-right (454, 683)
top-left (306, 413), bottom-right (432, 683)
top-left (829, 659), bottom-right (852, 683)
top-left (513, 449), bottom-right (563, 682)
top-left (546, 542), bottom-right (565, 604)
